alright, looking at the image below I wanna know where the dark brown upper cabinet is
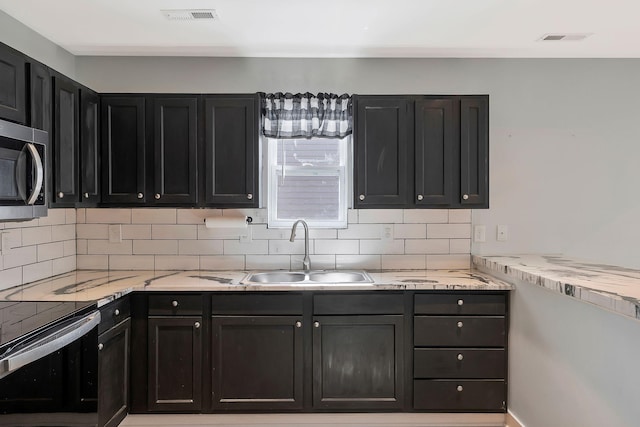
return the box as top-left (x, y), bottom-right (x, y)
top-left (203, 95), bottom-right (259, 207)
top-left (152, 97), bottom-right (198, 205)
top-left (52, 75), bottom-right (80, 207)
top-left (101, 96), bottom-right (146, 204)
top-left (80, 89), bottom-right (101, 205)
top-left (354, 97), bottom-right (411, 208)
top-left (0, 43), bottom-right (26, 124)
top-left (354, 95), bottom-right (488, 209)
top-left (28, 62), bottom-right (51, 133)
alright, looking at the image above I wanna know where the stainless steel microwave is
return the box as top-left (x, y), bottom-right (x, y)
top-left (0, 118), bottom-right (48, 221)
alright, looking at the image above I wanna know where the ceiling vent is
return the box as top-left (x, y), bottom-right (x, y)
top-left (539, 33), bottom-right (592, 41)
top-left (161, 9), bottom-right (219, 21)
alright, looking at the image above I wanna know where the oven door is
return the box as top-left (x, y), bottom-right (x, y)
top-left (0, 310), bottom-right (100, 426)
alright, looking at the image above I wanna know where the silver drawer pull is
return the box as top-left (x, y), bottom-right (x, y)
top-left (172, 300), bottom-right (179, 307)
top-left (84, 192), bottom-right (89, 198)
top-left (457, 385), bottom-right (463, 392)
top-left (314, 321), bottom-right (320, 328)
top-left (137, 192), bottom-right (143, 199)
top-left (247, 193), bottom-right (253, 200)
top-left (457, 353), bottom-right (464, 361)
top-left (114, 309), bottom-right (120, 316)
top-left (457, 321), bottom-right (463, 328)
top-left (457, 299), bottom-right (464, 306)
top-left (194, 322), bottom-right (201, 329)
top-left (98, 343), bottom-right (104, 351)
top-left (58, 192), bottom-right (64, 198)
top-left (295, 321), bottom-right (302, 328)
top-left (359, 194), bottom-right (365, 201)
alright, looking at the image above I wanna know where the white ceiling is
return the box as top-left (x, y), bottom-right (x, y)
top-left (1, 0), bottom-right (639, 58)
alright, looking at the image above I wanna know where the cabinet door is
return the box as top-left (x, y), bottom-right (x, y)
top-left (28, 62), bottom-right (50, 132)
top-left (101, 97), bottom-right (146, 204)
top-left (80, 89), bottom-right (100, 204)
top-left (313, 315), bottom-right (404, 410)
top-left (153, 97), bottom-right (197, 204)
top-left (203, 95), bottom-right (258, 207)
top-left (354, 97), bottom-right (411, 208)
top-left (0, 43), bottom-right (26, 124)
top-left (52, 75), bottom-right (79, 206)
top-left (460, 96), bottom-right (488, 208)
top-left (415, 98), bottom-right (455, 206)
top-left (98, 318), bottom-right (130, 427)
top-left (211, 316), bottom-right (303, 411)
top-left (148, 316), bottom-right (202, 412)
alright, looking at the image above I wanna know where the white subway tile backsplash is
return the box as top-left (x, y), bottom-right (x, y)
top-left (450, 239), bottom-right (471, 254)
top-left (315, 239), bottom-right (359, 255)
top-left (3, 229), bottom-right (22, 248)
top-left (133, 240), bottom-right (178, 255)
top-left (3, 246), bottom-right (37, 269)
top-left (393, 224), bottom-right (427, 239)
top-left (76, 208), bottom-right (86, 223)
top-left (37, 242), bottom-right (65, 262)
top-left (66, 208), bottom-right (77, 224)
top-left (347, 209), bottom-right (358, 224)
top-left (152, 225), bottom-right (197, 240)
top-left (338, 224), bottom-right (383, 239)
top-left (382, 255), bottom-right (426, 270)
top-left (109, 255), bottom-right (154, 270)
top-left (64, 240), bottom-right (76, 256)
top-left (404, 209), bottom-right (448, 224)
top-left (336, 254), bottom-right (381, 270)
top-left (77, 224), bottom-right (109, 239)
top-left (23, 260), bottom-right (52, 283)
top-left (269, 239), bottom-right (312, 255)
top-left (405, 239), bottom-right (450, 255)
top-left (87, 240), bottom-right (133, 255)
top-left (52, 224), bottom-right (75, 242)
top-left (85, 208), bottom-right (132, 224)
top-left (132, 209), bottom-right (177, 224)
top-left (0, 267), bottom-right (22, 290)
top-left (4, 218), bottom-right (38, 229)
top-left (53, 256), bottom-right (76, 275)
top-left (77, 255), bottom-right (108, 269)
top-left (427, 223), bottom-right (471, 239)
top-left (38, 209), bottom-right (67, 226)
top-left (308, 229), bottom-right (338, 239)
top-left (197, 225), bottom-right (250, 240)
top-left (358, 209), bottom-right (403, 224)
top-left (177, 209), bottom-right (220, 225)
top-left (179, 240), bottom-right (223, 256)
top-left (155, 256), bottom-right (199, 270)
top-left (251, 225), bottom-right (289, 240)
top-left (245, 255), bottom-right (290, 270)
top-left (122, 225), bottom-right (152, 240)
top-left (22, 226), bottom-right (52, 246)
top-left (224, 240), bottom-right (268, 255)
top-left (448, 210), bottom-right (472, 223)
top-left (76, 239), bottom-right (88, 255)
top-left (200, 255), bottom-right (245, 270)
top-left (427, 254), bottom-right (471, 269)
top-left (359, 239), bottom-right (404, 255)
top-left (295, 255), bottom-right (336, 270)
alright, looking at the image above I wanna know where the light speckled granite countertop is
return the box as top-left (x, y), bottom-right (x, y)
top-left (0, 269), bottom-right (512, 307)
top-left (473, 254), bottom-right (640, 321)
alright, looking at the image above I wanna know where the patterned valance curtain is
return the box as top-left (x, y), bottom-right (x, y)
top-left (261, 92), bottom-right (352, 139)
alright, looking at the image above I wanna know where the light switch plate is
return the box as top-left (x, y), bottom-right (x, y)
top-left (473, 225), bottom-right (486, 242)
top-left (381, 225), bottom-right (393, 241)
top-left (497, 225), bottom-right (509, 242)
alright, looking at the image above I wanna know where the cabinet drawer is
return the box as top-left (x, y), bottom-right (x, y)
top-left (414, 379), bottom-right (505, 412)
top-left (314, 293), bottom-right (403, 315)
top-left (212, 293), bottom-right (303, 315)
top-left (414, 349), bottom-right (505, 379)
top-left (414, 316), bottom-right (505, 347)
top-left (99, 297), bottom-right (131, 334)
top-left (415, 293), bottom-right (506, 315)
top-left (148, 294), bottom-right (202, 316)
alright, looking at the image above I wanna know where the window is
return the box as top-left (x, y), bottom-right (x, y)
top-left (266, 137), bottom-right (350, 228)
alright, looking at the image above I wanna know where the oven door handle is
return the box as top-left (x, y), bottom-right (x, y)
top-left (0, 310), bottom-right (101, 379)
top-left (24, 142), bottom-right (44, 205)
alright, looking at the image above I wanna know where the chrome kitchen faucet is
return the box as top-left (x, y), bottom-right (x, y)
top-left (289, 219), bottom-right (311, 272)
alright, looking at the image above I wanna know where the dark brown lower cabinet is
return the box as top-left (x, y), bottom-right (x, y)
top-left (148, 316), bottom-right (202, 411)
top-left (98, 318), bottom-right (130, 427)
top-left (211, 316), bottom-right (303, 410)
top-left (312, 315), bottom-right (404, 410)
top-left (414, 380), bottom-right (505, 411)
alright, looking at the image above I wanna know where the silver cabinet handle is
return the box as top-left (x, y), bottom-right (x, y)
top-left (457, 385), bottom-right (464, 392)
top-left (247, 194), bottom-right (253, 200)
top-left (171, 300), bottom-right (179, 307)
top-left (359, 194), bottom-right (365, 201)
top-left (194, 322), bottom-right (201, 329)
top-left (457, 353), bottom-right (464, 361)
top-left (155, 193), bottom-right (161, 200)
top-left (114, 309), bottom-right (120, 316)
top-left (295, 321), bottom-right (302, 328)
top-left (58, 192), bottom-right (64, 198)
top-left (98, 343), bottom-right (104, 351)
top-left (457, 321), bottom-right (463, 328)
top-left (137, 192), bottom-right (143, 199)
top-left (417, 195), bottom-right (423, 201)
top-left (462, 194), bottom-right (469, 200)
top-left (313, 321), bottom-right (320, 328)
top-left (457, 299), bottom-right (464, 306)
top-left (84, 192), bottom-right (89, 198)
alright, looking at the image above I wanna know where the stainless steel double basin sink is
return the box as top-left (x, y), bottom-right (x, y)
top-left (240, 270), bottom-right (374, 285)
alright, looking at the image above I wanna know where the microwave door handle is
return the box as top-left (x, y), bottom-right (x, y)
top-left (0, 310), bottom-right (101, 380)
top-left (24, 143), bottom-right (44, 205)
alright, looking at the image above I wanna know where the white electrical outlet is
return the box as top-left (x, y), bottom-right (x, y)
top-left (108, 224), bottom-right (122, 243)
top-left (473, 225), bottom-right (486, 242)
top-left (497, 225), bottom-right (509, 242)
top-left (381, 225), bottom-right (393, 241)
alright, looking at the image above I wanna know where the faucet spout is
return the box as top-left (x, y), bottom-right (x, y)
top-left (289, 219), bottom-right (311, 272)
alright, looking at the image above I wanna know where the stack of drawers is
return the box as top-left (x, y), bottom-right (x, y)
top-left (413, 292), bottom-right (507, 412)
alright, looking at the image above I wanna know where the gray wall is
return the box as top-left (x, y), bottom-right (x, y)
top-left (0, 10), bottom-right (76, 78)
top-left (76, 56), bottom-right (640, 269)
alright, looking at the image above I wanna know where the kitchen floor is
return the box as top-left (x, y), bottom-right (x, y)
top-left (120, 413), bottom-right (506, 427)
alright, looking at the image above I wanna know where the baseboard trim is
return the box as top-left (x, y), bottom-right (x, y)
top-left (506, 411), bottom-right (525, 427)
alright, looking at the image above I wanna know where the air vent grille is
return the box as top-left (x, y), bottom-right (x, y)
top-left (162, 9), bottom-right (219, 21)
top-left (539, 33), bottom-right (592, 41)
